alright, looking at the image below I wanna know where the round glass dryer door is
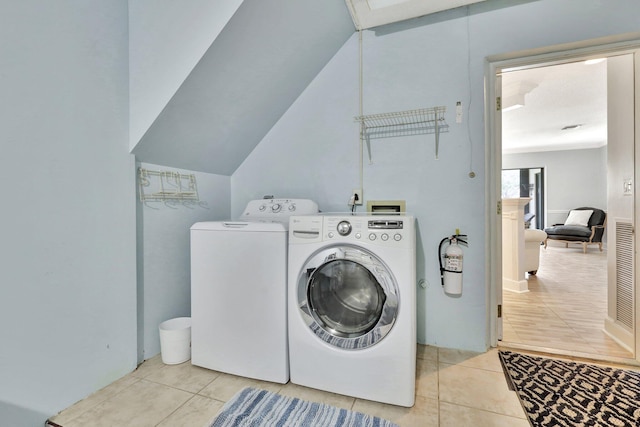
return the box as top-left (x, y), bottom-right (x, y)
top-left (296, 245), bottom-right (399, 349)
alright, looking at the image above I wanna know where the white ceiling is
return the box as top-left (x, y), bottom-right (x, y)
top-left (501, 59), bottom-right (608, 154)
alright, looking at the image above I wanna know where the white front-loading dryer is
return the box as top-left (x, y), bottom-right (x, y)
top-left (190, 198), bottom-right (317, 384)
top-left (288, 214), bottom-right (416, 407)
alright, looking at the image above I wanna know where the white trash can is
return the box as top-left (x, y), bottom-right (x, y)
top-left (159, 317), bottom-right (191, 365)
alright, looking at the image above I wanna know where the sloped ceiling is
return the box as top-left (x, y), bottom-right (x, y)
top-left (131, 0), bottom-right (509, 175)
top-left (132, 0), bottom-right (354, 175)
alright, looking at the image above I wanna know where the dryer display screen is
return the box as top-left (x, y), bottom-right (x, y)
top-left (368, 220), bottom-right (403, 229)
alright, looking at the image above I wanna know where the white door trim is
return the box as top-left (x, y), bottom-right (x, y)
top-left (485, 35), bottom-right (640, 363)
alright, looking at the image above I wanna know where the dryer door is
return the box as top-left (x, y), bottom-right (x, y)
top-left (296, 244), bottom-right (399, 349)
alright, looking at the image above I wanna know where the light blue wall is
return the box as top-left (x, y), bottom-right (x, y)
top-left (231, 0), bottom-right (640, 351)
top-left (137, 162), bottom-right (231, 361)
top-left (0, 1), bottom-right (134, 425)
top-left (503, 147), bottom-right (607, 226)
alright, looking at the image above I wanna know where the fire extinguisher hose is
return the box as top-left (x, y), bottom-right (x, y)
top-left (438, 237), bottom-right (449, 287)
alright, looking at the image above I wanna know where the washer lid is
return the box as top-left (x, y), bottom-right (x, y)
top-left (190, 220), bottom-right (287, 232)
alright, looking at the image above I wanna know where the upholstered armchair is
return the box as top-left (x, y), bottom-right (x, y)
top-left (543, 207), bottom-right (607, 253)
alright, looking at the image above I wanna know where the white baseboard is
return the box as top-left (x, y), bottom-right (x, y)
top-left (604, 317), bottom-right (634, 353)
top-left (503, 278), bottom-right (529, 293)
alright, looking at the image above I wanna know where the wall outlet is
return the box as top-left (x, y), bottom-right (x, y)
top-left (352, 188), bottom-right (363, 205)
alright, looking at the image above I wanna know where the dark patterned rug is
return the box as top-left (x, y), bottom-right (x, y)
top-left (499, 350), bottom-right (640, 427)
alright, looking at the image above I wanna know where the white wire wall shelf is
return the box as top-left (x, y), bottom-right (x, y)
top-left (138, 167), bottom-right (199, 206)
top-left (355, 106), bottom-right (448, 162)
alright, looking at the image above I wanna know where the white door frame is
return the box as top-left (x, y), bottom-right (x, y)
top-left (486, 35), bottom-right (640, 362)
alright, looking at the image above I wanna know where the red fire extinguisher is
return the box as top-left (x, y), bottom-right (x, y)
top-left (439, 232), bottom-right (468, 295)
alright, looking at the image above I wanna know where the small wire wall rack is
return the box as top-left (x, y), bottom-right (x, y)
top-left (138, 167), bottom-right (200, 207)
top-left (355, 106), bottom-right (448, 162)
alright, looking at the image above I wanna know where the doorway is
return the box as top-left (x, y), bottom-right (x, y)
top-left (487, 41), bottom-right (640, 363)
top-left (502, 168), bottom-right (544, 230)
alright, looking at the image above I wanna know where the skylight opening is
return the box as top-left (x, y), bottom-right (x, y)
top-left (366, 0), bottom-right (412, 10)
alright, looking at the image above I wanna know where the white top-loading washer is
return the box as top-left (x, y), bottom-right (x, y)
top-left (190, 198), bottom-right (318, 383)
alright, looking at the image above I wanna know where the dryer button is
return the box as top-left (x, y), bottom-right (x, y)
top-left (381, 233), bottom-right (389, 241)
top-left (394, 233), bottom-right (402, 241)
top-left (328, 232), bottom-right (335, 238)
top-left (368, 233), bottom-right (377, 241)
top-left (337, 221), bottom-right (352, 236)
top-left (355, 232), bottom-right (361, 239)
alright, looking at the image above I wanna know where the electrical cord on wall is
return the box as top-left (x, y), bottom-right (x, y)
top-left (465, 5), bottom-right (476, 179)
top-left (350, 193), bottom-right (359, 213)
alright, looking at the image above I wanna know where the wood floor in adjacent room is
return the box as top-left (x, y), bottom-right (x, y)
top-left (501, 241), bottom-right (633, 360)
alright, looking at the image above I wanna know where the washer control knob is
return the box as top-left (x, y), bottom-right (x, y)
top-left (288, 204), bottom-right (296, 211)
top-left (394, 233), bottom-right (402, 241)
top-left (369, 233), bottom-right (377, 241)
top-left (259, 205), bottom-right (266, 211)
top-left (337, 221), bottom-right (352, 236)
top-left (271, 203), bottom-right (282, 213)
top-left (381, 233), bottom-right (389, 241)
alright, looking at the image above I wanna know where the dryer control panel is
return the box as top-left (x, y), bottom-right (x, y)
top-left (323, 215), bottom-right (413, 247)
top-left (289, 215), bottom-right (414, 247)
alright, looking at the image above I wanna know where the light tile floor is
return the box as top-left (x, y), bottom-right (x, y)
top-left (48, 345), bottom-right (530, 427)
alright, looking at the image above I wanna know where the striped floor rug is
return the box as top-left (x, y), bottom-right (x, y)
top-left (209, 387), bottom-right (398, 427)
top-left (499, 350), bottom-right (640, 427)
